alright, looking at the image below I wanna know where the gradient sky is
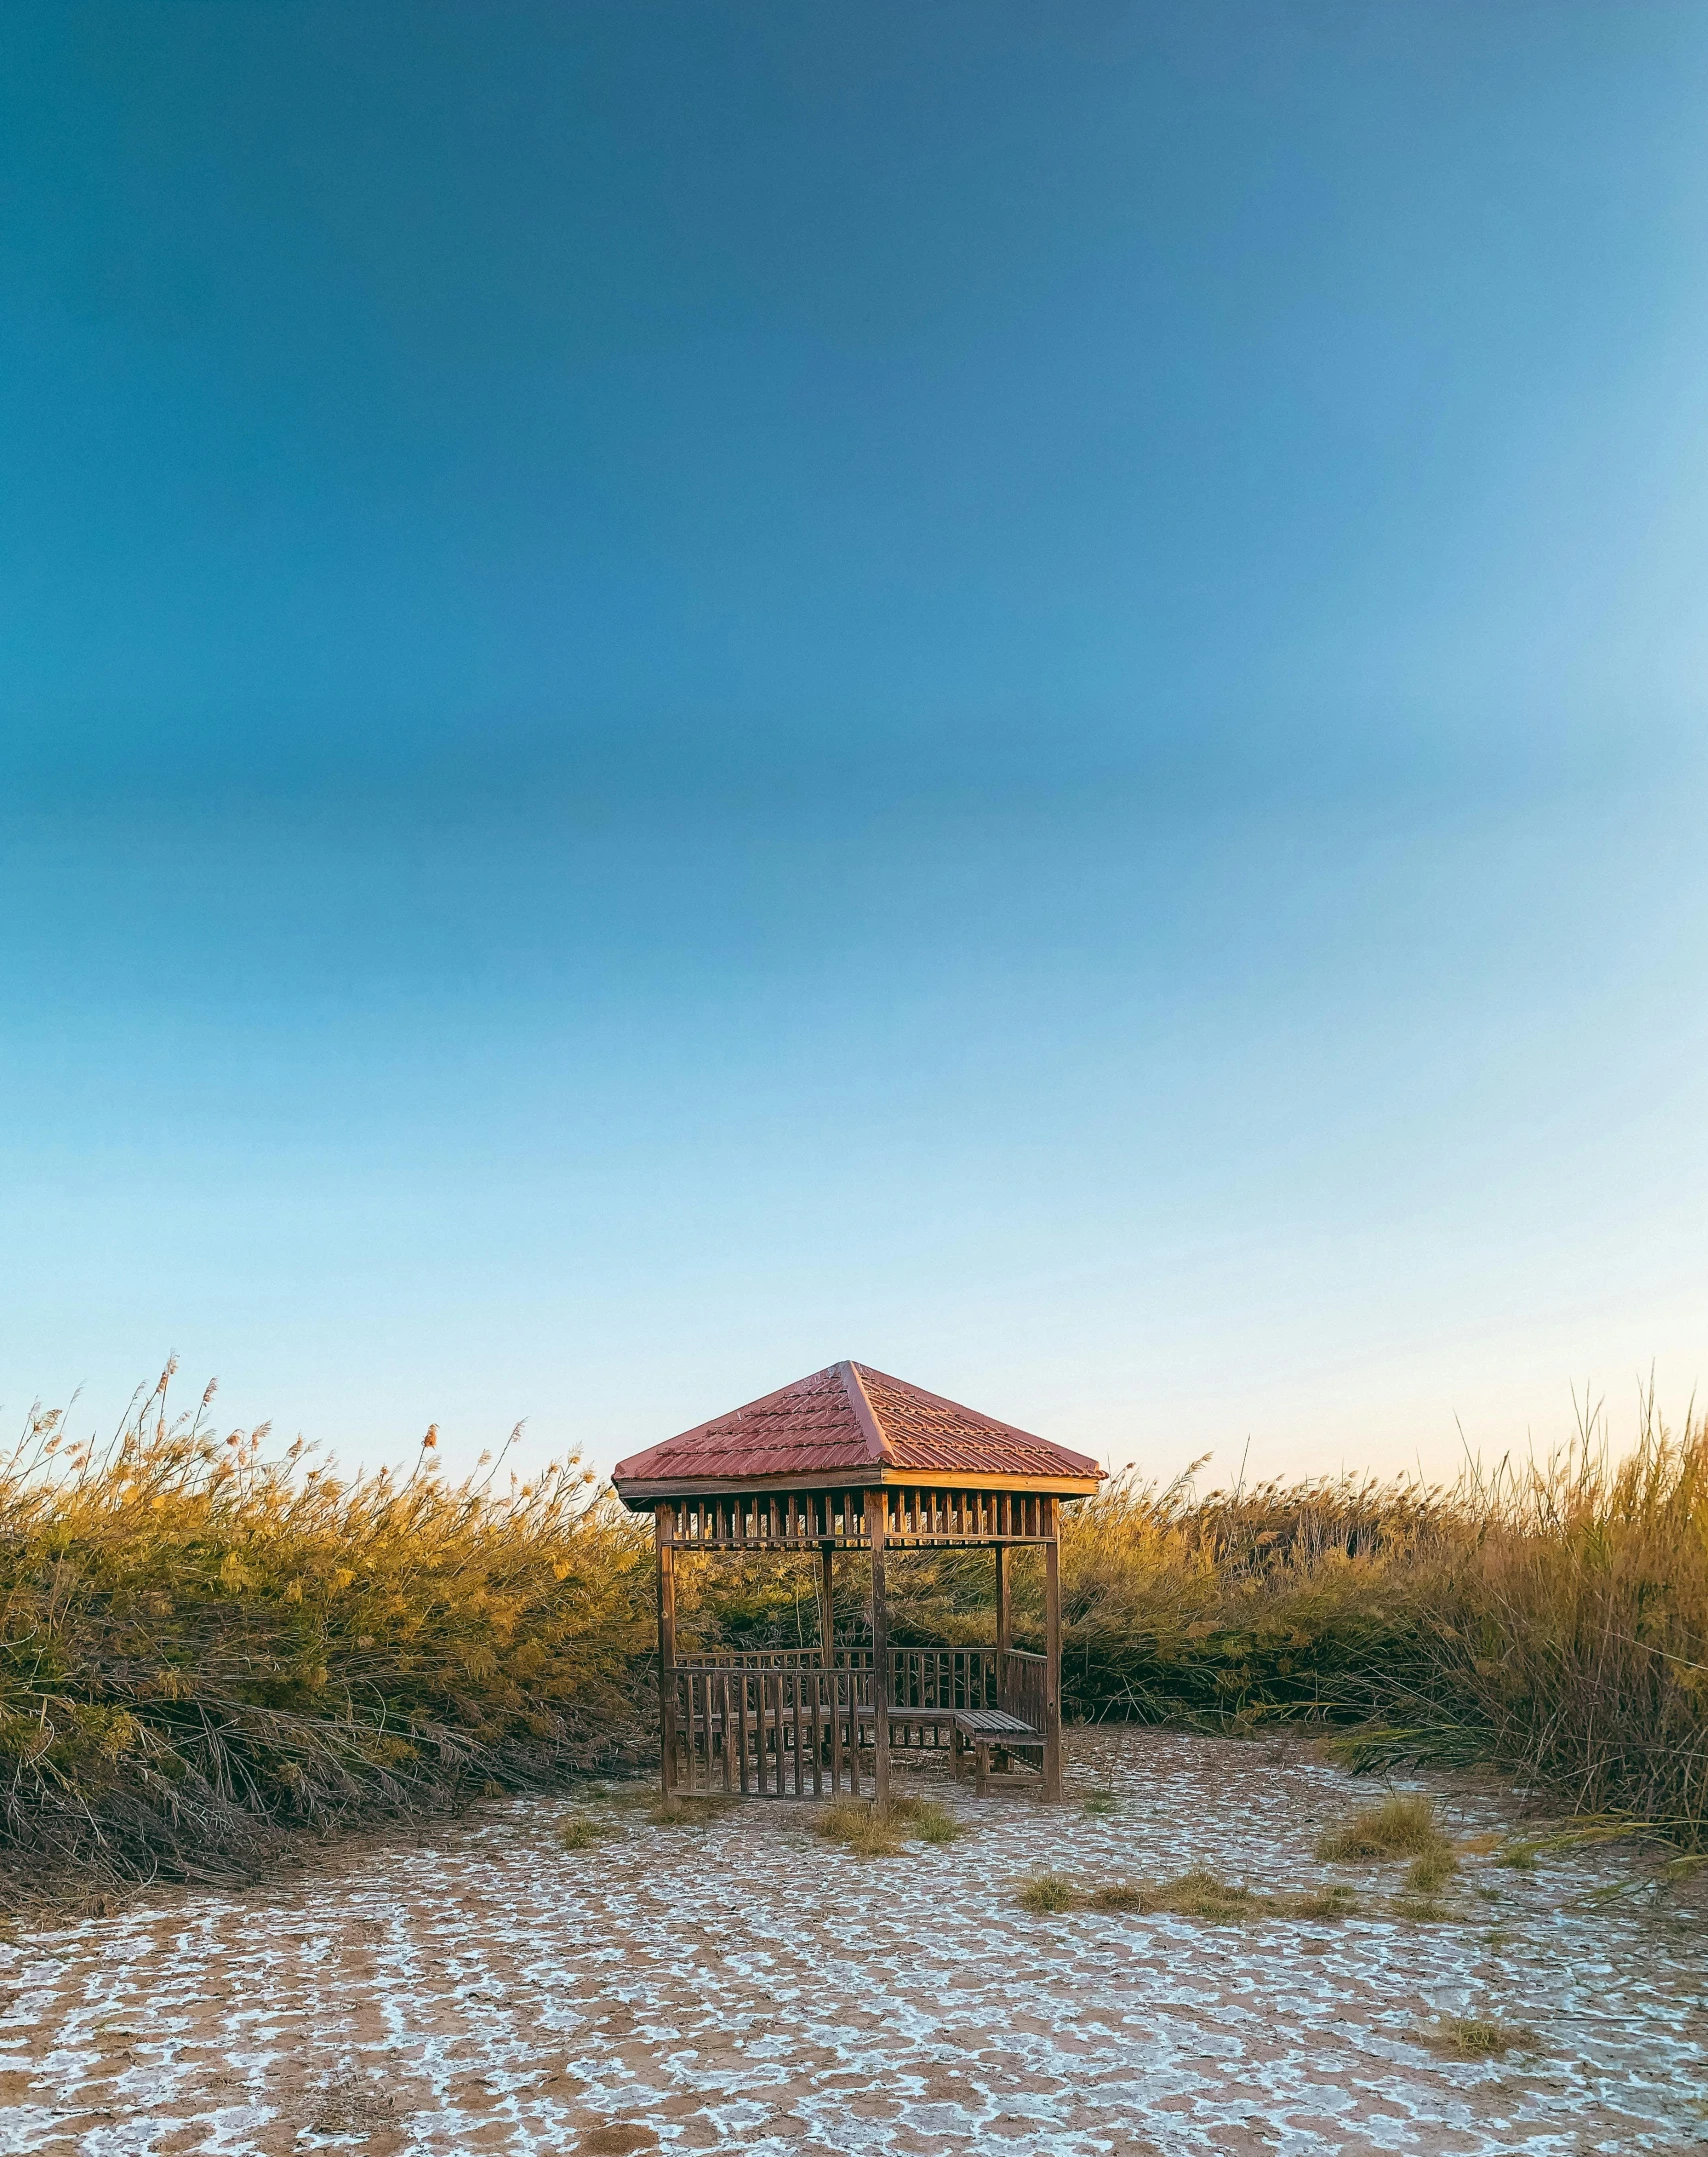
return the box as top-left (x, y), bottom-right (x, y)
top-left (3, 3), bottom-right (1706, 1487)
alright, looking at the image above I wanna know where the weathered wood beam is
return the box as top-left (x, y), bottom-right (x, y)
top-left (1043, 1499), bottom-right (1063, 1803)
top-left (869, 1491), bottom-right (890, 1806)
top-left (657, 1501), bottom-right (678, 1794)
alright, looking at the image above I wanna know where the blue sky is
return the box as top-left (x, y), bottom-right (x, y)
top-left (3, 3), bottom-right (1705, 1483)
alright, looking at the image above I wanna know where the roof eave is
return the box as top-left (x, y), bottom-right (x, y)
top-left (611, 1465), bottom-right (1105, 1508)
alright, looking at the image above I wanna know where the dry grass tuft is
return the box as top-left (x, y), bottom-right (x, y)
top-left (1016, 1870), bottom-right (1080, 1912)
top-left (812, 1795), bottom-right (963, 1857)
top-left (1420, 2015), bottom-right (1538, 2059)
top-left (813, 1798), bottom-right (903, 1857)
top-left (1028, 1867), bottom-right (1355, 1923)
top-left (1082, 1881), bottom-right (1146, 1911)
top-left (1131, 1868), bottom-right (1267, 1921)
top-left (1289, 1884), bottom-right (1360, 1920)
top-left (645, 1795), bottom-right (733, 1827)
top-left (558, 1811), bottom-right (612, 1849)
top-left (574, 2125), bottom-right (659, 2156)
top-left (1392, 1894), bottom-right (1459, 1923)
top-left (1404, 1846), bottom-right (1458, 1894)
top-left (910, 1801), bottom-right (963, 1845)
top-left (1317, 1793), bottom-right (1451, 1864)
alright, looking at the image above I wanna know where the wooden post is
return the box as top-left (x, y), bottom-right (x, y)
top-left (868, 1488), bottom-right (890, 1807)
top-left (657, 1503), bottom-right (678, 1793)
top-left (993, 1539), bottom-right (1010, 1720)
top-left (818, 1537), bottom-right (835, 1792)
top-left (1043, 1498), bottom-right (1063, 1802)
top-left (994, 1542), bottom-right (1011, 1656)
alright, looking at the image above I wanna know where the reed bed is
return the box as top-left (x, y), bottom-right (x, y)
top-left (0, 1364), bottom-right (653, 1894)
top-left (4, 1367), bottom-right (1704, 1894)
top-left (678, 1387), bottom-right (1708, 1853)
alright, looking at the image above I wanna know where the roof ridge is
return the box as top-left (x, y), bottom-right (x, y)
top-left (839, 1359), bottom-right (893, 1465)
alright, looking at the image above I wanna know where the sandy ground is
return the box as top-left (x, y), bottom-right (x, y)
top-left (0, 1729), bottom-right (1703, 2157)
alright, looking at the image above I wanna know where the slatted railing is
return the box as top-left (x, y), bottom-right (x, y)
top-left (670, 1661), bottom-right (870, 1796)
top-left (667, 1647), bottom-right (1048, 1793)
top-left (998, 1648), bottom-right (1048, 1738)
top-left (888, 1648), bottom-right (999, 1713)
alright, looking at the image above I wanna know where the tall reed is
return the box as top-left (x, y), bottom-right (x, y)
top-left (676, 1395), bottom-right (1708, 1847)
top-left (6, 1366), bottom-right (1704, 1892)
top-left (1412, 1387), bottom-right (1708, 1838)
top-left (0, 1365), bottom-right (653, 1891)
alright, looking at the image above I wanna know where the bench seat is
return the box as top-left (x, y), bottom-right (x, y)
top-left (853, 1702), bottom-right (1042, 1790)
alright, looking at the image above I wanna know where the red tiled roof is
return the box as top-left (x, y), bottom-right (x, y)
top-left (612, 1361), bottom-right (1103, 1490)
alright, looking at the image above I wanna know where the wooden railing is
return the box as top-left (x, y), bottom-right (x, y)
top-left (666, 1646), bottom-right (1047, 1794)
top-left (888, 1647), bottom-right (999, 1712)
top-left (670, 1662), bottom-right (871, 1796)
top-left (998, 1648), bottom-right (1048, 1737)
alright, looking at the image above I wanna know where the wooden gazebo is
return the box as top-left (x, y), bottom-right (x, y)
top-left (612, 1360), bottom-right (1104, 1804)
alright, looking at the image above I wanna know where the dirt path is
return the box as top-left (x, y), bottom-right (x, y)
top-left (1, 1730), bottom-right (1702, 2155)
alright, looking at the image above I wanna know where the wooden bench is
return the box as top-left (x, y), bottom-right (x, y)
top-left (855, 1703), bottom-right (1043, 1794)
